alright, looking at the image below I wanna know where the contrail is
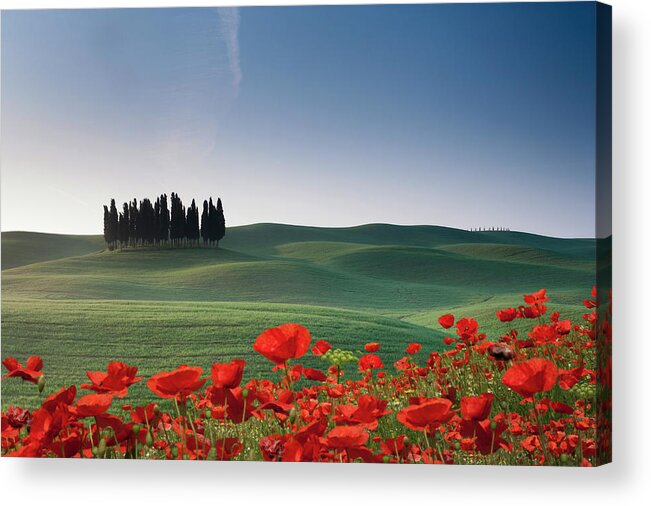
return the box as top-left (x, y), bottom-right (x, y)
top-left (216, 7), bottom-right (242, 96)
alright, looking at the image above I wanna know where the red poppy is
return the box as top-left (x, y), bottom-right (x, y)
top-left (496, 308), bottom-right (518, 322)
top-left (72, 393), bottom-right (114, 418)
top-left (396, 398), bottom-right (454, 431)
top-left (501, 358), bottom-right (558, 398)
top-left (325, 425), bottom-right (369, 449)
top-left (253, 324), bottom-right (311, 364)
top-left (303, 367), bottom-right (327, 382)
top-left (211, 359), bottom-right (245, 389)
top-left (358, 354), bottom-right (384, 371)
top-left (311, 340), bottom-right (331, 356)
top-left (212, 438), bottom-right (243, 460)
top-left (5, 406), bottom-right (32, 429)
top-left (406, 343), bottom-right (422, 355)
top-left (81, 361), bottom-right (142, 398)
top-left (443, 337), bottom-right (456, 345)
top-left (438, 314), bottom-right (455, 329)
top-left (147, 365), bottom-right (206, 401)
top-left (2, 356), bottom-right (43, 384)
top-left (457, 318), bottom-right (479, 339)
top-left (460, 393), bottom-right (493, 421)
top-left (460, 418), bottom-right (510, 455)
top-left (41, 385), bottom-right (77, 413)
top-left (524, 288), bottom-right (549, 306)
top-left (364, 342), bottom-right (381, 352)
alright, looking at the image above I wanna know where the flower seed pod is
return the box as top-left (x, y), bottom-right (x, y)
top-left (97, 438), bottom-right (107, 457)
top-left (145, 431), bottom-right (154, 447)
top-left (37, 375), bottom-right (46, 393)
top-left (288, 407), bottom-right (298, 424)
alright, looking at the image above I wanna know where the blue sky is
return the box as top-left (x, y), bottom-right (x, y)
top-left (1, 3), bottom-right (598, 237)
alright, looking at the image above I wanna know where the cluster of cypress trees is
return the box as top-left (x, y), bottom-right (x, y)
top-left (103, 194), bottom-right (225, 250)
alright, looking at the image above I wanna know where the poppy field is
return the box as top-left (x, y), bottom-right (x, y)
top-left (1, 287), bottom-right (611, 465)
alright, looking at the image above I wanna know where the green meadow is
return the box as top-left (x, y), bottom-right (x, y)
top-left (1, 223), bottom-right (596, 407)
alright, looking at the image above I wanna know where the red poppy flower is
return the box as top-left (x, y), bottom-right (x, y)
top-left (496, 308), bottom-right (518, 322)
top-left (303, 367), bottom-right (327, 382)
top-left (438, 314), bottom-right (455, 329)
top-left (325, 425), bottom-right (369, 449)
top-left (2, 356), bottom-right (43, 384)
top-left (524, 288), bottom-right (549, 306)
top-left (312, 340), bottom-right (331, 356)
top-left (72, 393), bottom-right (114, 418)
top-left (5, 406), bottom-right (32, 429)
top-left (501, 358), bottom-right (558, 398)
top-left (358, 354), bottom-right (384, 371)
top-left (41, 385), bottom-right (77, 413)
top-left (406, 343), bottom-right (422, 355)
top-left (147, 365), bottom-right (206, 401)
top-left (212, 438), bottom-right (243, 460)
top-left (460, 393), bottom-right (493, 421)
top-left (211, 359), bottom-right (245, 389)
top-left (396, 398), bottom-right (453, 431)
top-left (456, 318), bottom-right (479, 339)
top-left (81, 361), bottom-right (142, 398)
top-left (460, 418), bottom-right (511, 455)
top-left (253, 323), bottom-right (311, 364)
top-left (364, 342), bottom-right (381, 352)
top-left (443, 337), bottom-right (456, 345)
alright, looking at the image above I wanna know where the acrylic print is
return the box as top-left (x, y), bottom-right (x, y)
top-left (1, 2), bottom-right (612, 465)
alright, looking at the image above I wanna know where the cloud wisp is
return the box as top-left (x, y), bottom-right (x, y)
top-left (217, 7), bottom-right (242, 96)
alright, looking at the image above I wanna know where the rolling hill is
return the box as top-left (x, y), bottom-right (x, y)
top-left (1, 223), bottom-right (596, 407)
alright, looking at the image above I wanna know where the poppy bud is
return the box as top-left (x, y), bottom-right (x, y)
top-left (145, 431), bottom-right (154, 447)
top-left (207, 447), bottom-right (217, 461)
top-left (37, 375), bottom-right (46, 393)
top-left (560, 454), bottom-right (569, 463)
top-left (91, 446), bottom-right (99, 457)
top-left (454, 441), bottom-right (461, 451)
top-left (98, 438), bottom-right (107, 457)
top-left (132, 423), bottom-right (142, 435)
top-left (382, 455), bottom-right (391, 463)
top-left (153, 404), bottom-right (160, 415)
top-left (490, 420), bottom-right (497, 430)
top-left (171, 446), bottom-right (179, 458)
top-left (182, 453), bottom-right (190, 460)
top-left (242, 388), bottom-right (249, 399)
top-left (288, 407), bottom-right (298, 424)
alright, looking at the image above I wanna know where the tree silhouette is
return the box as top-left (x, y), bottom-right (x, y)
top-left (201, 200), bottom-right (209, 246)
top-left (103, 194), bottom-right (224, 250)
top-left (216, 198), bottom-right (226, 247)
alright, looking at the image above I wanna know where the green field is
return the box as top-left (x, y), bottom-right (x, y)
top-left (1, 223), bottom-right (596, 408)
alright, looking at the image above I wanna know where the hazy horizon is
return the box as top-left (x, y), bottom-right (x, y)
top-left (1, 4), bottom-right (599, 238)
top-left (0, 220), bottom-right (597, 241)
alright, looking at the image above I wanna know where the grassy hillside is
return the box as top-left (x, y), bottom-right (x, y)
top-left (1, 231), bottom-right (104, 270)
top-left (1, 224), bottom-right (596, 408)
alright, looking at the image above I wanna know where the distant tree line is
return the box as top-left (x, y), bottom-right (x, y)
top-left (469, 227), bottom-right (511, 232)
top-left (103, 194), bottom-right (225, 250)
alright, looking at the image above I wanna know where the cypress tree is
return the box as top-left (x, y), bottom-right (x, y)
top-left (216, 198), bottom-right (225, 247)
top-left (160, 194), bottom-right (170, 245)
top-left (129, 199), bottom-right (138, 247)
top-left (207, 198), bottom-right (217, 247)
top-left (103, 205), bottom-right (110, 247)
top-left (108, 199), bottom-right (119, 249)
top-left (200, 200), bottom-right (209, 246)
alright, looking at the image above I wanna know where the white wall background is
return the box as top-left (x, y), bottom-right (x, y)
top-left (1, 0), bottom-right (648, 504)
